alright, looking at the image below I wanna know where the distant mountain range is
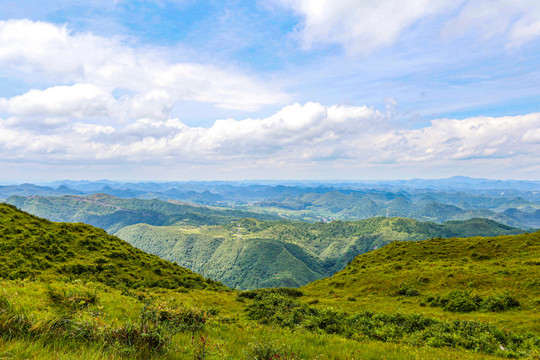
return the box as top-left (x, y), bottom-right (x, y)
top-left (252, 190), bottom-right (540, 228)
top-left (1, 178), bottom-right (539, 228)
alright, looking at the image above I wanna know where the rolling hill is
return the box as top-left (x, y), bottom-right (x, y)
top-left (3, 195), bottom-right (530, 289)
top-left (253, 190), bottom-right (540, 228)
top-left (301, 230), bottom-right (540, 334)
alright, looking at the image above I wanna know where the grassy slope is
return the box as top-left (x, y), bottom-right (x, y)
top-left (117, 217), bottom-right (524, 289)
top-left (302, 230), bottom-right (540, 334)
top-left (0, 199), bottom-right (519, 359)
top-left (0, 203), bottom-right (220, 290)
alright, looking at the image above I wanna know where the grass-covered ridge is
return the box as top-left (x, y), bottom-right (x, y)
top-left (302, 230), bottom-right (540, 334)
top-left (0, 203), bottom-right (221, 290)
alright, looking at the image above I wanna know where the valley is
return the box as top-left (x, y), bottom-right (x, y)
top-left (4, 192), bottom-right (526, 289)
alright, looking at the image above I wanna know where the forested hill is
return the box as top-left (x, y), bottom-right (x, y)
top-left (0, 203), bottom-right (223, 291)
top-left (5, 194), bottom-right (279, 232)
top-left (117, 216), bottom-right (524, 289)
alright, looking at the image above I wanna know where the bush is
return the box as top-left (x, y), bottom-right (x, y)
top-left (238, 288), bottom-right (304, 300)
top-left (483, 293), bottom-right (520, 312)
top-left (395, 284), bottom-right (420, 297)
top-left (427, 291), bottom-right (520, 313)
top-left (441, 291), bottom-right (480, 313)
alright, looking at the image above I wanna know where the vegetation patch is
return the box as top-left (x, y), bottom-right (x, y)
top-left (0, 291), bottom-right (214, 356)
top-left (237, 287), bottom-right (304, 300)
top-left (426, 291), bottom-right (520, 313)
top-left (246, 292), bottom-right (539, 358)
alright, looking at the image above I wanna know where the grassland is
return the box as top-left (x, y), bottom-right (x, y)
top-left (1, 204), bottom-right (539, 359)
top-left (302, 231), bottom-right (540, 334)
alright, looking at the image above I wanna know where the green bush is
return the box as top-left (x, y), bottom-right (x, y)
top-left (395, 284), bottom-right (420, 297)
top-left (426, 291), bottom-right (520, 313)
top-left (483, 293), bottom-right (520, 312)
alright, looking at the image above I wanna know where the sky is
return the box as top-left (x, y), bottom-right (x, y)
top-left (0, 0), bottom-right (539, 181)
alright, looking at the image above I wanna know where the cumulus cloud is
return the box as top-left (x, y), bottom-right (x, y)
top-left (277, 0), bottom-right (540, 53)
top-left (1, 102), bottom-right (538, 177)
top-left (0, 19), bottom-right (288, 114)
top-left (0, 84), bottom-right (114, 118)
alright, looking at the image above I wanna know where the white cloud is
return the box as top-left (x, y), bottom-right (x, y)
top-left (367, 113), bottom-right (540, 163)
top-left (0, 84), bottom-right (114, 118)
top-left (278, 0), bottom-right (458, 53)
top-left (441, 0), bottom-right (540, 47)
top-left (277, 0), bottom-right (540, 53)
top-left (0, 19), bottom-right (289, 113)
top-left (1, 102), bottom-right (538, 178)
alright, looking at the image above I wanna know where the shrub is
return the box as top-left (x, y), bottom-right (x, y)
top-left (441, 291), bottom-right (480, 313)
top-left (426, 291), bottom-right (520, 313)
top-left (483, 293), bottom-right (520, 312)
top-left (395, 284), bottom-right (420, 297)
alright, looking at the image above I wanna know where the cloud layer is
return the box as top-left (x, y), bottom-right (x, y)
top-left (279, 0), bottom-right (540, 53)
top-left (0, 19), bottom-right (288, 114)
top-left (0, 12), bottom-right (539, 180)
top-left (1, 100), bottom-right (539, 178)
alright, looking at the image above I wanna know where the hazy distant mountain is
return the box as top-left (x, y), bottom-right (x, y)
top-left (2, 178), bottom-right (539, 229)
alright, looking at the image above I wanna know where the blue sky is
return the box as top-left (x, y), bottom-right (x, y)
top-left (0, 0), bottom-right (539, 181)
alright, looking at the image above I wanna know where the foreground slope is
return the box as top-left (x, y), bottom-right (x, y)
top-left (0, 203), bottom-right (220, 290)
top-left (302, 230), bottom-right (540, 333)
top-left (117, 217), bottom-right (524, 289)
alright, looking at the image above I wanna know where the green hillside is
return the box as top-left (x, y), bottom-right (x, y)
top-left (117, 217), bottom-right (524, 289)
top-left (0, 203), bottom-right (220, 290)
top-left (1, 205), bottom-right (538, 359)
top-left (302, 230), bottom-right (540, 333)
